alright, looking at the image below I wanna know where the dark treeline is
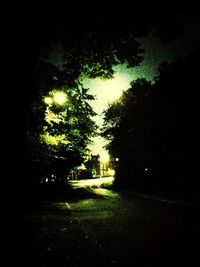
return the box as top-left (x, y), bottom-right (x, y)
top-left (102, 49), bottom-right (200, 199)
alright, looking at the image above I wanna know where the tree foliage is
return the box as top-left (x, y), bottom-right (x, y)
top-left (27, 82), bottom-right (98, 182)
top-left (101, 79), bottom-right (157, 186)
top-left (102, 49), bottom-right (200, 193)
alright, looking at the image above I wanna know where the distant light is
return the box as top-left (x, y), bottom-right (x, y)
top-left (53, 91), bottom-right (67, 105)
top-left (44, 97), bottom-right (53, 105)
top-left (108, 168), bottom-right (115, 176)
top-left (100, 151), bottom-right (110, 163)
top-left (144, 168), bottom-right (148, 171)
top-left (115, 157), bottom-right (119, 162)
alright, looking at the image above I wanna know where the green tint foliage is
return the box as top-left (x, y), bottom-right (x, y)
top-left (28, 83), bottom-right (97, 181)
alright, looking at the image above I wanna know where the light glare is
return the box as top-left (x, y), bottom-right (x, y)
top-left (100, 151), bottom-right (110, 163)
top-left (53, 91), bottom-right (67, 105)
top-left (44, 97), bottom-right (53, 105)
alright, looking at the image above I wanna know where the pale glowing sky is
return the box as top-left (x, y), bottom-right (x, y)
top-left (83, 69), bottom-right (134, 157)
top-left (83, 71), bottom-right (133, 114)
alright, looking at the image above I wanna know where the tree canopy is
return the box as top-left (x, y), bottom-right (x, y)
top-left (101, 48), bottom-right (200, 194)
top-left (11, 4), bottom-right (200, 191)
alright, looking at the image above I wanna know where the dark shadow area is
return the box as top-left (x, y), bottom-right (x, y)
top-left (6, 4), bottom-right (200, 267)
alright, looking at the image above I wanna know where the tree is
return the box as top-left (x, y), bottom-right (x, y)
top-left (152, 50), bottom-right (200, 192)
top-left (102, 47), bottom-right (200, 196)
top-left (27, 82), bottom-right (97, 183)
top-left (101, 79), bottom-right (158, 188)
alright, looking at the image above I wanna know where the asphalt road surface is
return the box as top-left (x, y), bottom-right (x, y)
top-left (6, 177), bottom-right (200, 266)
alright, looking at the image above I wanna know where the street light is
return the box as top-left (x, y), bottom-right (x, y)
top-left (44, 96), bottom-right (53, 105)
top-left (53, 91), bottom-right (67, 105)
top-left (100, 151), bottom-right (110, 177)
top-left (44, 91), bottom-right (67, 106)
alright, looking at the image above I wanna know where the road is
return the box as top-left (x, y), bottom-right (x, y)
top-left (6, 177), bottom-right (200, 266)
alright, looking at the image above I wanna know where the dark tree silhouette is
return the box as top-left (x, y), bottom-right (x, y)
top-left (102, 48), bottom-right (200, 199)
top-left (101, 79), bottom-right (157, 188)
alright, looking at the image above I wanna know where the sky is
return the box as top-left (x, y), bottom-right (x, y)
top-left (83, 71), bottom-right (133, 158)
